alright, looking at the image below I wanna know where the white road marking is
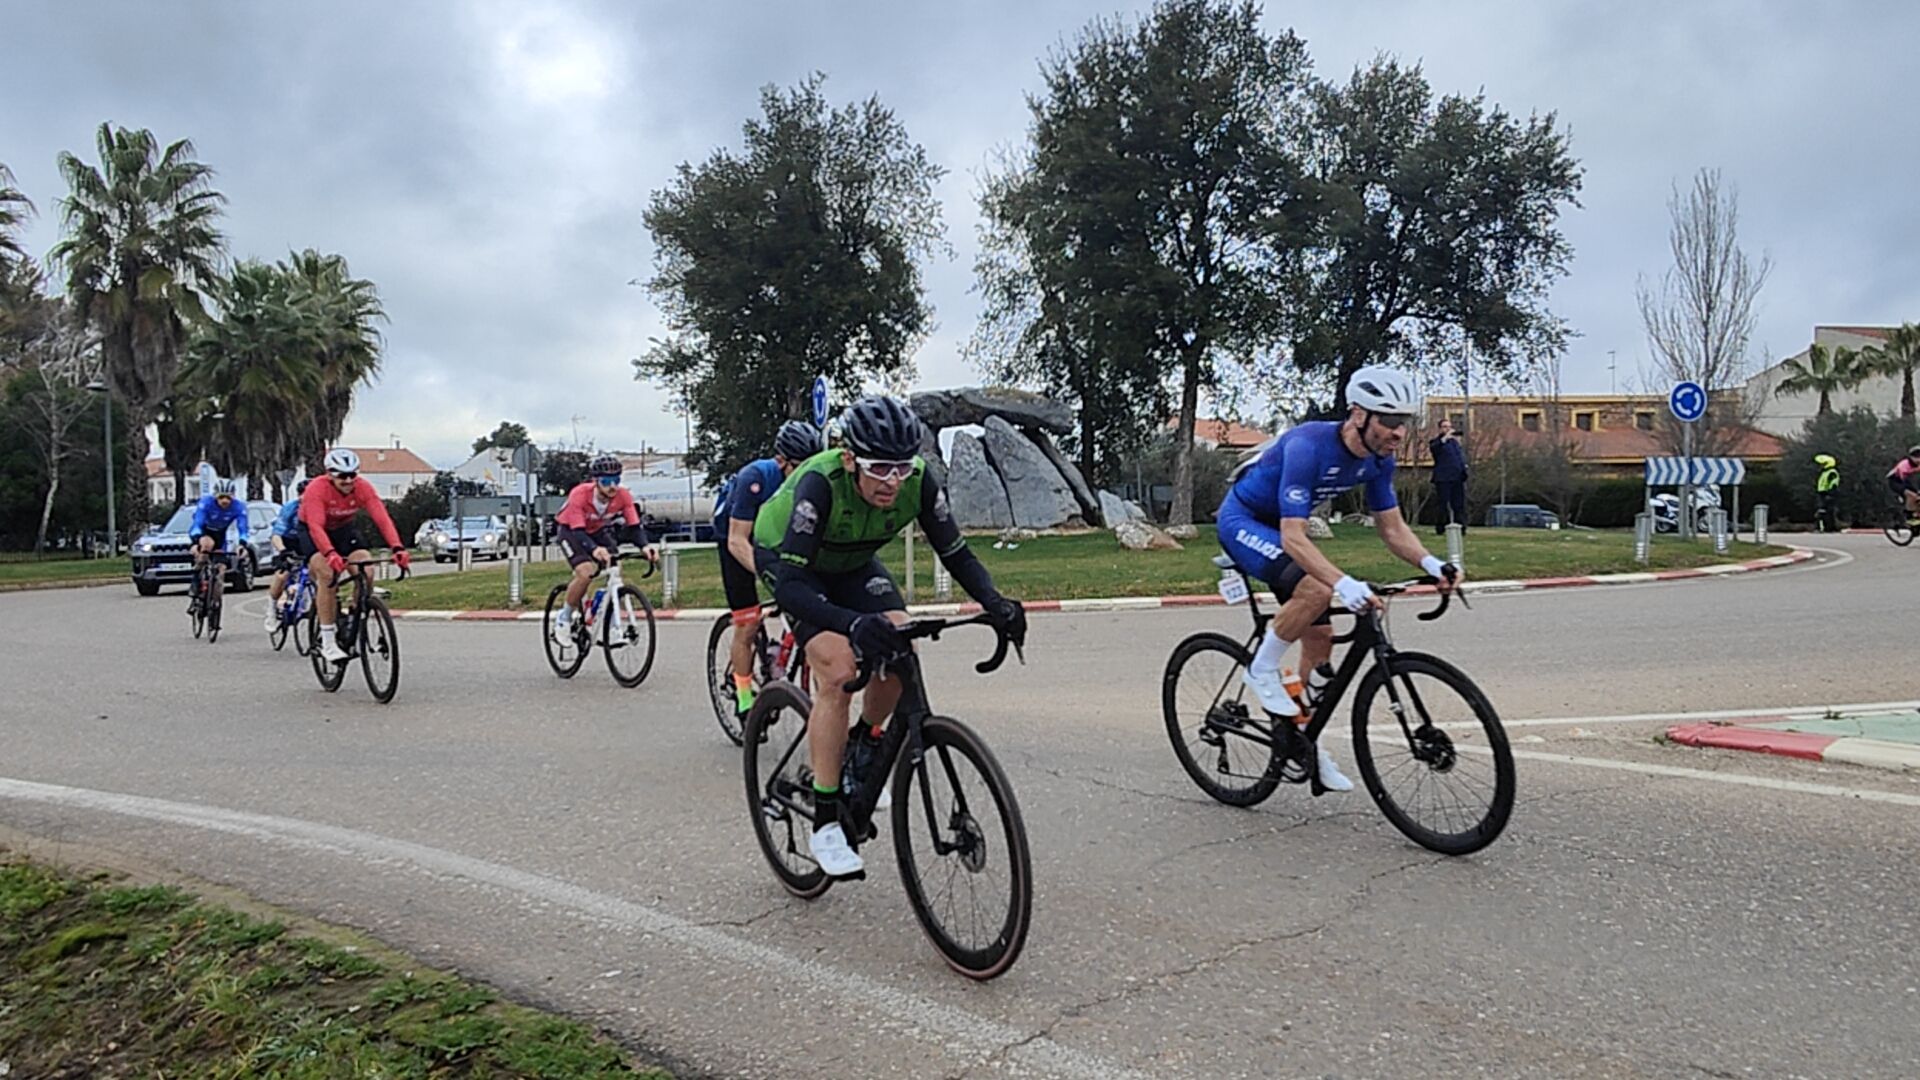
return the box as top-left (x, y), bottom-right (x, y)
top-left (1497, 748), bottom-right (1920, 808)
top-left (1498, 699), bottom-right (1920, 728)
top-left (0, 776), bottom-right (1155, 1080)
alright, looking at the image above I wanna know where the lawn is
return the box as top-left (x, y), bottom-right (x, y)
top-left (384, 525), bottom-right (1791, 612)
top-left (0, 854), bottom-right (669, 1078)
top-left (0, 552), bottom-right (129, 586)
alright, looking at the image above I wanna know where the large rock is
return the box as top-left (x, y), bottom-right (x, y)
top-left (910, 387), bottom-right (1072, 435)
top-left (1115, 520), bottom-right (1183, 551)
top-left (918, 424), bottom-right (946, 491)
top-left (945, 432), bottom-right (1012, 529)
top-left (981, 415), bottom-right (1082, 529)
top-left (1305, 515), bottom-right (1333, 540)
top-left (1029, 430), bottom-right (1102, 526)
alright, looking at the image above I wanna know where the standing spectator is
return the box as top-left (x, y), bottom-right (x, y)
top-left (1429, 417), bottom-right (1469, 533)
top-left (1814, 453), bottom-right (1840, 533)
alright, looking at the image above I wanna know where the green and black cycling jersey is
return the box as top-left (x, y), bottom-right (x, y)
top-left (753, 450), bottom-right (1002, 634)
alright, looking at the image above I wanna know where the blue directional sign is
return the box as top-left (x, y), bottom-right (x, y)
top-left (1669, 380), bottom-right (1707, 423)
top-left (811, 375), bottom-right (829, 428)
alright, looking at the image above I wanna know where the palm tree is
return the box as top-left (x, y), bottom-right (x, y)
top-left (280, 249), bottom-right (385, 474)
top-left (0, 161), bottom-right (32, 263)
top-left (0, 162), bottom-right (39, 346)
top-left (1774, 342), bottom-right (1868, 416)
top-left (49, 124), bottom-right (225, 541)
top-left (1861, 323), bottom-right (1920, 420)
top-left (183, 260), bottom-right (326, 499)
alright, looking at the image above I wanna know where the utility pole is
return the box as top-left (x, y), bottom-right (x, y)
top-left (570, 414), bottom-right (587, 448)
top-left (1608, 350), bottom-right (1617, 394)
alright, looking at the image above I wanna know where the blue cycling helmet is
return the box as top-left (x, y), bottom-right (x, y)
top-left (774, 420), bottom-right (824, 463)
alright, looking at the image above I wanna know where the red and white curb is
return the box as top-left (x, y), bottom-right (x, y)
top-left (1667, 722), bottom-right (1920, 775)
top-left (388, 547), bottom-right (1815, 624)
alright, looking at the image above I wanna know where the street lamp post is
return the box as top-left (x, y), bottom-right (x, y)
top-left (85, 379), bottom-right (116, 557)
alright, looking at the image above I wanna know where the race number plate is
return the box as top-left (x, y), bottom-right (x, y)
top-left (1217, 572), bottom-right (1249, 605)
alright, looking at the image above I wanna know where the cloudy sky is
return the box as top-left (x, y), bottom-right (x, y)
top-left (6, 1), bottom-right (1917, 468)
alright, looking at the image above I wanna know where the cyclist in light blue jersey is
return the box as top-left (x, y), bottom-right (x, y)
top-left (1217, 366), bottom-right (1462, 791)
top-left (264, 480), bottom-right (308, 631)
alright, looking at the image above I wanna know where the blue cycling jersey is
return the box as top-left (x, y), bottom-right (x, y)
top-left (188, 493), bottom-right (250, 547)
top-left (1223, 421), bottom-right (1398, 525)
top-left (271, 500), bottom-right (302, 538)
top-left (715, 459), bottom-right (783, 526)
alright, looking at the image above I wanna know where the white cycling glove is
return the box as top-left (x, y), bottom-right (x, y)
top-left (1333, 575), bottom-right (1375, 613)
top-left (1420, 554), bottom-right (1448, 580)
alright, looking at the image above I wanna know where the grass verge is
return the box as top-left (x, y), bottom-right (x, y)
top-left (0, 553), bottom-right (130, 586)
top-left (383, 524), bottom-right (1791, 612)
top-left (0, 853), bottom-right (669, 1079)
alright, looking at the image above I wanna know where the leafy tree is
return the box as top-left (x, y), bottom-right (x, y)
top-left (1774, 342), bottom-right (1867, 416)
top-left (1291, 56), bottom-right (1583, 408)
top-left (539, 448), bottom-right (590, 494)
top-left (471, 421), bottom-right (531, 456)
top-left (389, 481), bottom-right (449, 550)
top-left (1780, 408), bottom-right (1920, 526)
top-left (979, 0), bottom-right (1316, 524)
top-left (1862, 323), bottom-right (1920, 420)
top-left (637, 74), bottom-right (946, 483)
top-left (280, 249), bottom-right (384, 475)
top-left (49, 123), bottom-right (226, 542)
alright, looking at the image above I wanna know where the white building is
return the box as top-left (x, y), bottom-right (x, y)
top-left (144, 444), bottom-right (438, 506)
top-left (1746, 325), bottom-right (1900, 437)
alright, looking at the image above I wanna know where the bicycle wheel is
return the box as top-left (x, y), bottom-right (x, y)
top-left (742, 681), bottom-right (832, 900)
top-left (291, 587), bottom-right (315, 657)
top-left (707, 613), bottom-right (758, 745)
top-left (542, 584), bottom-right (588, 678)
top-left (189, 567), bottom-right (208, 639)
top-left (206, 571), bottom-right (224, 643)
top-left (1349, 651), bottom-right (1514, 855)
top-left (359, 598), bottom-right (401, 704)
top-left (1886, 517), bottom-right (1914, 546)
top-left (892, 715), bottom-right (1033, 980)
top-left (603, 584), bottom-right (657, 688)
top-left (270, 605), bottom-right (289, 651)
top-left (309, 610), bottom-right (346, 693)
top-left (1162, 632), bottom-right (1283, 807)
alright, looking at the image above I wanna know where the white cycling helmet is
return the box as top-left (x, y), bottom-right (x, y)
top-left (1345, 365), bottom-right (1422, 416)
top-left (324, 448), bottom-right (361, 475)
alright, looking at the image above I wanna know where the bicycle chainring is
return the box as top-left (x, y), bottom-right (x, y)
top-left (1410, 724), bottom-right (1457, 771)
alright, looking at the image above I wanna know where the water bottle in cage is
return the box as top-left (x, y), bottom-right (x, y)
top-left (588, 588), bottom-right (605, 621)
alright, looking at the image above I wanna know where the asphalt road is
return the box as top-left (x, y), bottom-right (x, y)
top-left (2, 534), bottom-right (1916, 1078)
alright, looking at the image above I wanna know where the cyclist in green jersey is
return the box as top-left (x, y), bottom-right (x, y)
top-left (754, 395), bottom-right (1026, 878)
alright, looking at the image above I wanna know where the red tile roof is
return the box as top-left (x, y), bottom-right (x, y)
top-left (1820, 325), bottom-right (1892, 341)
top-left (1174, 417), bottom-right (1273, 448)
top-left (336, 447), bottom-right (436, 474)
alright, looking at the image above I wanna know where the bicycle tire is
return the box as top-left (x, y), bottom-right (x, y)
top-left (206, 569), bottom-right (224, 642)
top-left (189, 566), bottom-right (208, 639)
top-left (1162, 632), bottom-right (1284, 807)
top-left (742, 681), bottom-right (832, 900)
top-left (707, 613), bottom-right (758, 746)
top-left (542, 584), bottom-right (588, 678)
top-left (892, 714), bottom-right (1033, 980)
top-left (291, 588), bottom-right (314, 657)
top-left (309, 610), bottom-right (346, 693)
top-left (269, 598), bottom-right (290, 651)
top-left (604, 584), bottom-right (657, 688)
top-left (359, 598), bottom-right (401, 704)
top-left (1886, 521), bottom-right (1915, 547)
top-left (1349, 651), bottom-right (1514, 855)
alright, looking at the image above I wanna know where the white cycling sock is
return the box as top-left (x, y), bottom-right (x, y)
top-left (320, 623), bottom-right (337, 640)
top-left (1249, 629), bottom-right (1291, 678)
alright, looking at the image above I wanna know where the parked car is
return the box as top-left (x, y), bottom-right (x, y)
top-left (429, 517), bottom-right (510, 563)
top-left (413, 517), bottom-right (448, 548)
top-left (1485, 503), bottom-right (1561, 529)
top-left (129, 502), bottom-right (279, 596)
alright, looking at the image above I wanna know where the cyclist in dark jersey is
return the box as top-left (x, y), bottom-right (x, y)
top-left (1217, 366), bottom-right (1461, 791)
top-left (753, 395), bottom-right (1025, 878)
top-left (716, 420), bottom-right (825, 721)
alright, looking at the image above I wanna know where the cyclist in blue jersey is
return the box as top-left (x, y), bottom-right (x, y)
top-left (187, 479), bottom-right (248, 610)
top-left (1217, 366), bottom-right (1462, 792)
top-left (263, 480), bottom-right (309, 631)
top-left (716, 420), bottom-right (826, 720)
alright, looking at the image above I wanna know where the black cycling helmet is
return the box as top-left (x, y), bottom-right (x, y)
top-left (294, 479), bottom-right (309, 496)
top-left (839, 395), bottom-right (924, 460)
top-left (590, 453), bottom-right (622, 478)
top-left (774, 420), bottom-right (824, 463)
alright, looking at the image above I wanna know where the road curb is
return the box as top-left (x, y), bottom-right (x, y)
top-left (387, 546), bottom-right (1816, 624)
top-left (1667, 721), bottom-right (1920, 775)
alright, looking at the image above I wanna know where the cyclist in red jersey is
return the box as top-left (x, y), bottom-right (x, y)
top-left (298, 448), bottom-right (410, 662)
top-left (552, 454), bottom-right (655, 638)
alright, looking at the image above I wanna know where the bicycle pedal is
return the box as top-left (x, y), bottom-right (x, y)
top-left (826, 868), bottom-right (867, 883)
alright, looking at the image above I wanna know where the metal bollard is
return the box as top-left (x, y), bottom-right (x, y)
top-left (1444, 522), bottom-right (1465, 573)
top-left (1710, 508), bottom-right (1730, 555)
top-left (508, 553), bottom-right (523, 606)
top-left (1634, 513), bottom-right (1651, 564)
top-left (662, 548), bottom-right (679, 607)
top-left (1753, 504), bottom-right (1769, 545)
top-left (458, 545), bottom-right (472, 573)
top-left (904, 526), bottom-right (916, 601)
top-left (934, 560), bottom-right (952, 600)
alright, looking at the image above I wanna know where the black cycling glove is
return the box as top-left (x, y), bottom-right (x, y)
top-left (847, 614), bottom-right (909, 663)
top-left (984, 596), bottom-right (1027, 647)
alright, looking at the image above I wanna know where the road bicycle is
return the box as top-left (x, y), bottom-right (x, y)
top-left (541, 549), bottom-right (659, 688)
top-left (186, 551), bottom-right (230, 643)
top-left (1163, 555), bottom-right (1514, 855)
top-left (706, 601), bottom-right (807, 745)
top-left (309, 558), bottom-right (409, 704)
top-left (268, 559), bottom-right (317, 655)
top-left (743, 614), bottom-right (1032, 980)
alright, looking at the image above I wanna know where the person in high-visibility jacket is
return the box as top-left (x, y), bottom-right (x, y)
top-left (1814, 453), bottom-right (1840, 532)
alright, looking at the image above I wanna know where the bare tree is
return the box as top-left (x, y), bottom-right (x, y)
top-left (1635, 168), bottom-right (1771, 458)
top-left (1523, 353), bottom-right (1590, 523)
top-left (18, 301), bottom-right (100, 552)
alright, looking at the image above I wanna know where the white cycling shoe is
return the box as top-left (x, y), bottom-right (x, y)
top-left (319, 637), bottom-right (349, 664)
top-left (1242, 668), bottom-right (1300, 719)
top-left (264, 607), bottom-right (281, 632)
top-left (810, 823), bottom-right (865, 878)
top-left (1315, 745), bottom-right (1354, 793)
